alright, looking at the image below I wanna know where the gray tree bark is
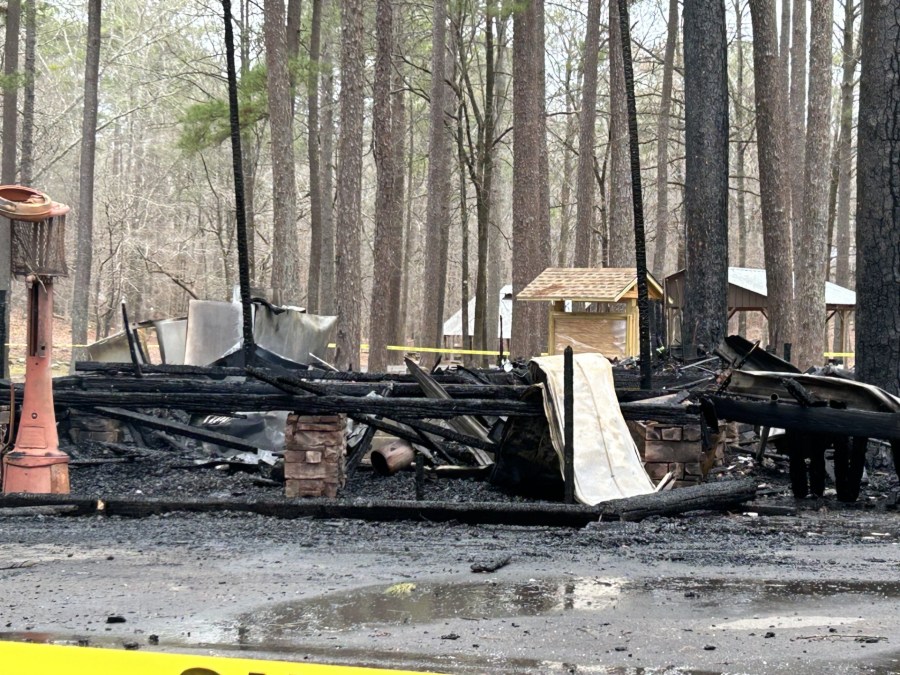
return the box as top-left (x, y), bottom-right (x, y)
top-left (0, 0), bottom-right (21, 376)
top-left (334, 0), bottom-right (365, 369)
top-left (607, 0), bottom-right (634, 266)
top-left (318, 1), bottom-right (336, 315)
top-left (788, 0), bottom-right (807, 269)
top-left (511, 0), bottom-right (551, 358)
top-left (20, 0), bottom-right (35, 185)
top-left (682, 0), bottom-right (729, 357)
top-left (71, 0), bottom-right (102, 352)
top-left (779, 0), bottom-right (791, 77)
top-left (833, 0), bottom-right (860, 295)
top-left (855, 0), bottom-right (900, 395)
top-left (421, 0), bottom-right (451, 349)
top-left (793, 0), bottom-right (833, 370)
top-left (264, 0), bottom-right (300, 305)
top-left (653, 0), bottom-right (679, 279)
top-left (734, 0), bottom-right (750, 337)
top-left (306, 0), bottom-right (324, 312)
top-left (368, 0), bottom-right (400, 372)
top-left (388, 81), bottom-right (406, 362)
top-left (573, 0), bottom-right (601, 269)
top-left (749, 0), bottom-right (795, 354)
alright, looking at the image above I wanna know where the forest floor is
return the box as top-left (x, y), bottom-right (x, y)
top-left (1, 441), bottom-right (899, 674)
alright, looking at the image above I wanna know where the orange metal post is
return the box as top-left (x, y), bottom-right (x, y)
top-left (2, 276), bottom-right (69, 494)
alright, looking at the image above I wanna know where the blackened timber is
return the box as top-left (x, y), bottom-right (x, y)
top-left (41, 375), bottom-right (529, 399)
top-left (709, 395), bottom-right (900, 441)
top-left (99, 479), bottom-right (755, 523)
top-left (601, 478), bottom-right (756, 521)
top-left (75, 361), bottom-right (483, 384)
top-left (93, 406), bottom-right (261, 452)
top-left (563, 346), bottom-right (575, 504)
top-left (393, 417), bottom-right (498, 451)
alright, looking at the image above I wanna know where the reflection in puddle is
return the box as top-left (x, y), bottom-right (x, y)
top-left (246, 577), bottom-right (624, 635)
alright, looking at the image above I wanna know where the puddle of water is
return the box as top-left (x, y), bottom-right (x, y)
top-left (245, 577), bottom-right (624, 635)
top-left (231, 576), bottom-right (900, 640)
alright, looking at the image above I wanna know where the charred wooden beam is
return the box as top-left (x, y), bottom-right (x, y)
top-left (93, 406), bottom-right (261, 453)
top-left (0, 479), bottom-right (756, 525)
top-left (599, 478), bottom-right (757, 521)
top-left (708, 395), bottom-right (900, 441)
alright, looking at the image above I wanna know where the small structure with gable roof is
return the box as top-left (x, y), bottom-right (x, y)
top-left (517, 268), bottom-right (664, 359)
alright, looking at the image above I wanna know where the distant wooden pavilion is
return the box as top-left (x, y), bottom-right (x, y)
top-left (517, 268), bottom-right (664, 359)
top-left (664, 267), bottom-right (857, 352)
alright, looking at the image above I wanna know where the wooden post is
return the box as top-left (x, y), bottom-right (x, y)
top-left (563, 346), bottom-right (575, 504)
top-left (120, 302), bottom-right (142, 378)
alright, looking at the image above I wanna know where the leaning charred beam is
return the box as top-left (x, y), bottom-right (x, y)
top-left (709, 395), bottom-right (900, 441)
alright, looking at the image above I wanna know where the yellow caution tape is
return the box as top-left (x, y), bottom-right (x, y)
top-left (386, 345), bottom-right (501, 356)
top-left (823, 352), bottom-right (854, 357)
top-left (0, 641), bottom-right (440, 675)
top-left (324, 343), bottom-right (503, 356)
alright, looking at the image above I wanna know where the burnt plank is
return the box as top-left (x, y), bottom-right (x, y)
top-left (93, 406), bottom-right (260, 453)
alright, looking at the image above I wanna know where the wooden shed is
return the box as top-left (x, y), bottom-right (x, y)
top-left (664, 267), bottom-right (857, 352)
top-left (517, 268), bottom-right (664, 359)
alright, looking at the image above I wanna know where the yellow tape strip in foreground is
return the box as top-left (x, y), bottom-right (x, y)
top-left (0, 641), bottom-right (440, 675)
top-left (823, 352), bottom-right (854, 357)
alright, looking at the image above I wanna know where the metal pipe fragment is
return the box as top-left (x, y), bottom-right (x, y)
top-left (371, 440), bottom-right (415, 476)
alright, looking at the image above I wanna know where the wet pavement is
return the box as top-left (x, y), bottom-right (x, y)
top-left (1, 508), bottom-right (900, 673)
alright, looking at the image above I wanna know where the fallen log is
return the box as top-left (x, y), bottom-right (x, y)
top-left (598, 478), bottom-right (757, 521)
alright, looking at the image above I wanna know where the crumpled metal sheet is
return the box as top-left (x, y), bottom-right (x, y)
top-left (183, 300), bottom-right (243, 366)
top-left (530, 352), bottom-right (656, 505)
top-left (254, 305), bottom-right (337, 365)
top-left (183, 300), bottom-right (337, 367)
top-left (153, 318), bottom-right (187, 365)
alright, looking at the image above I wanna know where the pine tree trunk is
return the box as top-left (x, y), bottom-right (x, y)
top-left (793, 0), bottom-right (833, 370)
top-left (334, 0), bottom-right (365, 370)
top-left (421, 0), bottom-right (451, 349)
top-left (834, 0), bottom-right (859, 295)
top-left (734, 0), bottom-right (749, 338)
top-left (779, 0), bottom-right (791, 77)
top-left (682, 0), bottom-right (729, 357)
top-left (264, 0), bottom-right (300, 305)
top-left (511, 0), bottom-right (551, 358)
top-left (0, 0), bottom-right (21, 376)
top-left (368, 0), bottom-right (398, 372)
top-left (557, 79), bottom-right (576, 267)
top-left (473, 0), bottom-right (497, 363)
top-left (388, 82), bottom-right (406, 362)
top-left (398, 106), bottom-right (415, 345)
top-left (573, 0), bottom-right (601, 269)
top-left (71, 0), bottom-right (102, 352)
top-left (653, 0), bottom-right (679, 279)
top-left (855, 0), bottom-right (900, 395)
top-left (749, 0), bottom-right (795, 354)
top-left (318, 2), bottom-right (336, 315)
top-left (286, 0), bottom-right (302, 101)
top-left (306, 0), bottom-right (324, 312)
top-left (788, 0), bottom-right (807, 270)
top-left (20, 0), bottom-right (35, 185)
top-left (607, 0), bottom-right (634, 266)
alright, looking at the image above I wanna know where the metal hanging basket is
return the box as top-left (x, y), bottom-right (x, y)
top-left (0, 185), bottom-right (69, 278)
